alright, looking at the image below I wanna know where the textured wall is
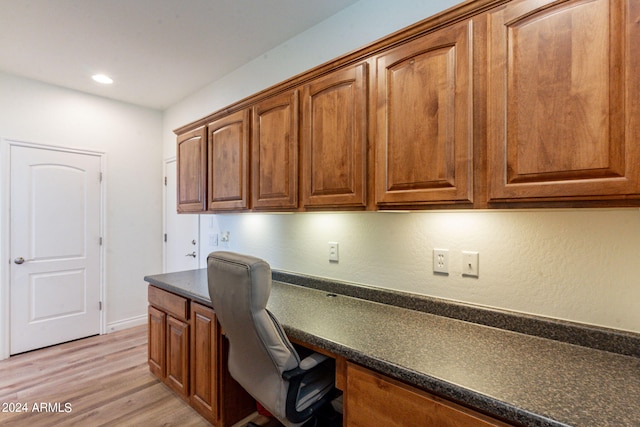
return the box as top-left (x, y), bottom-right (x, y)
top-left (199, 209), bottom-right (640, 334)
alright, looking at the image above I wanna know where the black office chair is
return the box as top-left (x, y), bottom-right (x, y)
top-left (207, 251), bottom-right (340, 427)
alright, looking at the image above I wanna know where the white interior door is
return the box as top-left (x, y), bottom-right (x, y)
top-left (10, 144), bottom-right (102, 355)
top-left (164, 159), bottom-right (199, 272)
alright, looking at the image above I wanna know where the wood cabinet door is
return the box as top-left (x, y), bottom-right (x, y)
top-left (345, 363), bottom-right (511, 427)
top-left (148, 305), bottom-right (166, 378)
top-left (375, 20), bottom-right (473, 207)
top-left (252, 90), bottom-right (299, 210)
top-left (207, 110), bottom-right (250, 211)
top-left (301, 63), bottom-right (368, 209)
top-left (176, 126), bottom-right (207, 213)
top-left (487, 0), bottom-right (640, 202)
top-left (190, 303), bottom-right (219, 424)
top-left (166, 316), bottom-right (190, 397)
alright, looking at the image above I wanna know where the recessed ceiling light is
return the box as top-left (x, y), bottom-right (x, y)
top-left (92, 74), bottom-right (113, 84)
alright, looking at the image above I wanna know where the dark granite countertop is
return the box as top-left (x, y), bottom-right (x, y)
top-left (144, 269), bottom-right (640, 427)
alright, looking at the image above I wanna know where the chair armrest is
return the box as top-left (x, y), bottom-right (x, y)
top-left (282, 352), bottom-right (328, 380)
top-left (282, 352), bottom-right (335, 423)
top-left (300, 353), bottom-right (329, 370)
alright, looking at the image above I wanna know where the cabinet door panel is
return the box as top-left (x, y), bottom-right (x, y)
top-left (252, 90), bottom-right (299, 210)
top-left (302, 63), bottom-right (368, 208)
top-left (166, 316), bottom-right (189, 397)
top-left (176, 127), bottom-right (207, 213)
top-left (148, 306), bottom-right (166, 378)
top-left (207, 110), bottom-right (250, 211)
top-left (190, 303), bottom-right (219, 423)
top-left (375, 20), bottom-right (473, 206)
top-left (487, 0), bottom-right (640, 201)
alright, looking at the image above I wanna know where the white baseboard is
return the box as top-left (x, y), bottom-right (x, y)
top-left (106, 314), bottom-right (147, 333)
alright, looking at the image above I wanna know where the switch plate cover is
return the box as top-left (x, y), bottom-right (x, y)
top-left (328, 242), bottom-right (339, 262)
top-left (433, 249), bottom-right (449, 274)
top-left (462, 251), bottom-right (479, 277)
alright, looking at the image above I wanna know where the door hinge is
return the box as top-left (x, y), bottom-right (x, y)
top-left (164, 176), bottom-right (167, 186)
top-left (164, 233), bottom-right (167, 242)
top-left (99, 301), bottom-right (103, 310)
top-left (99, 237), bottom-right (103, 246)
top-left (100, 172), bottom-right (103, 182)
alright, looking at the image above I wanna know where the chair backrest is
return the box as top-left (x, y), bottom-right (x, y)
top-left (207, 251), bottom-right (300, 420)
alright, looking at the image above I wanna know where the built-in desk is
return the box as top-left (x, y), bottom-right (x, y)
top-left (144, 269), bottom-right (640, 427)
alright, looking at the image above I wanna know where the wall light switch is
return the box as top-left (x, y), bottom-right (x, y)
top-left (328, 242), bottom-right (339, 262)
top-left (221, 231), bottom-right (230, 248)
top-left (462, 251), bottom-right (479, 277)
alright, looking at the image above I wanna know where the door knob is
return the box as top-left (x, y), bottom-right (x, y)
top-left (185, 252), bottom-right (196, 258)
top-left (14, 257), bottom-right (25, 264)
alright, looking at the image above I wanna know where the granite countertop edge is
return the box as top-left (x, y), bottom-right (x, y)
top-left (144, 268), bottom-right (640, 427)
top-left (282, 326), bottom-right (565, 427)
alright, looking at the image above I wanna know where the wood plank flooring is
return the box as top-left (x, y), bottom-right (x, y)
top-left (0, 325), bottom-right (273, 427)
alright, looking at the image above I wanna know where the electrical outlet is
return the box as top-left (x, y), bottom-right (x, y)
top-left (328, 242), bottom-right (339, 262)
top-left (433, 249), bottom-right (449, 274)
top-left (462, 251), bottom-right (479, 277)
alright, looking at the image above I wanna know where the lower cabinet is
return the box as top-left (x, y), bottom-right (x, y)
top-left (148, 286), bottom-right (190, 398)
top-left (190, 302), bottom-right (219, 420)
top-left (150, 285), bottom-right (513, 426)
top-left (190, 302), bottom-right (255, 425)
top-left (166, 314), bottom-right (190, 396)
top-left (148, 286), bottom-right (255, 426)
top-left (344, 362), bottom-right (513, 427)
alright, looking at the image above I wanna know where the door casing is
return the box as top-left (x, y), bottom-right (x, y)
top-left (163, 157), bottom-right (200, 273)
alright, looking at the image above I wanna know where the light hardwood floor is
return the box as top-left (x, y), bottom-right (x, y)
top-left (0, 325), bottom-right (273, 427)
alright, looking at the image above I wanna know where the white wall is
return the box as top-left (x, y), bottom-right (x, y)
top-left (162, 0), bottom-right (640, 334)
top-left (208, 210), bottom-right (640, 333)
top-left (0, 72), bottom-right (163, 336)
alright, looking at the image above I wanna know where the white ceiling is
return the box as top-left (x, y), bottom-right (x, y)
top-left (0, 0), bottom-right (360, 110)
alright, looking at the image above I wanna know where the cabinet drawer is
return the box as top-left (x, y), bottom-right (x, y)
top-left (345, 363), bottom-right (512, 427)
top-left (148, 285), bottom-right (189, 321)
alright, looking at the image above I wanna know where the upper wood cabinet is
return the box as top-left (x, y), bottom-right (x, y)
top-left (252, 90), bottom-right (299, 210)
top-left (487, 0), bottom-right (640, 202)
top-left (176, 126), bottom-right (207, 213)
top-left (375, 20), bottom-right (474, 207)
top-left (301, 63), bottom-right (368, 209)
top-left (207, 109), bottom-right (251, 211)
top-left (175, 0), bottom-right (640, 212)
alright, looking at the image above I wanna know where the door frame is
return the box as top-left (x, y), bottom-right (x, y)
top-left (163, 157), bottom-right (200, 272)
top-left (163, 157), bottom-right (175, 272)
top-left (0, 138), bottom-right (107, 360)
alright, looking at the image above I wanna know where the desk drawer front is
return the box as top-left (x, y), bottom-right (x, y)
top-left (345, 363), bottom-right (511, 427)
top-left (148, 285), bottom-right (189, 321)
